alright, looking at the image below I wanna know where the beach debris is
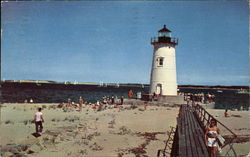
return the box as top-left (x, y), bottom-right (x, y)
top-left (117, 126), bottom-right (133, 135)
top-left (86, 132), bottom-right (99, 141)
top-left (63, 116), bottom-right (80, 122)
top-left (89, 142), bottom-right (103, 151)
top-left (28, 143), bottom-right (42, 153)
top-left (223, 135), bottom-right (250, 143)
top-left (119, 132), bottom-right (166, 156)
top-left (18, 144), bottom-right (29, 152)
top-left (1, 143), bottom-right (31, 157)
top-left (79, 149), bottom-right (88, 155)
top-left (138, 108), bottom-right (145, 112)
top-left (48, 105), bottom-right (57, 110)
top-left (62, 106), bottom-right (74, 112)
top-left (23, 119), bottom-right (33, 125)
top-left (27, 150), bottom-right (35, 154)
top-left (5, 120), bottom-right (14, 124)
top-left (44, 130), bottom-right (61, 137)
top-left (42, 135), bottom-right (59, 146)
top-left (136, 132), bottom-right (165, 141)
top-left (108, 119), bottom-right (116, 128)
top-left (57, 103), bottom-right (64, 108)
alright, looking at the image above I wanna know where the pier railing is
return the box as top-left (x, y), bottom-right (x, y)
top-left (192, 104), bottom-right (238, 156)
top-left (157, 126), bottom-right (176, 157)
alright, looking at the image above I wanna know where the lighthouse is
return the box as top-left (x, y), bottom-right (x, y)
top-left (150, 25), bottom-right (178, 96)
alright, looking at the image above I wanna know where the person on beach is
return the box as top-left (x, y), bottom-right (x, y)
top-left (79, 96), bottom-right (83, 111)
top-left (128, 89), bottom-right (133, 99)
top-left (205, 118), bottom-right (220, 157)
top-left (67, 98), bottom-right (71, 107)
top-left (144, 102), bottom-right (148, 110)
top-left (224, 109), bottom-right (242, 118)
top-left (120, 96), bottom-right (124, 105)
top-left (111, 96), bottom-right (115, 104)
top-left (34, 107), bottom-right (44, 134)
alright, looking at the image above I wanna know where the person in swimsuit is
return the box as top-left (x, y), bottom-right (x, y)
top-left (205, 118), bottom-right (220, 157)
top-left (224, 109), bottom-right (242, 118)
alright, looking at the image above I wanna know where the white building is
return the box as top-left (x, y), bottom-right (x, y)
top-left (150, 25), bottom-right (178, 96)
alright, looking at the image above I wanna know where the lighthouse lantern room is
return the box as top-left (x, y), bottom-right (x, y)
top-left (150, 25), bottom-right (178, 96)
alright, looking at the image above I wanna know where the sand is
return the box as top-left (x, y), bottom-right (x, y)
top-left (0, 103), bottom-right (179, 157)
top-left (1, 104), bottom-right (249, 157)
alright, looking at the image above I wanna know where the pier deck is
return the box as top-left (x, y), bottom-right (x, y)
top-left (158, 104), bottom-right (237, 157)
top-left (176, 105), bottom-right (209, 157)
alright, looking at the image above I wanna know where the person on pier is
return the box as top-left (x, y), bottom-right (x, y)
top-left (205, 118), bottom-right (220, 157)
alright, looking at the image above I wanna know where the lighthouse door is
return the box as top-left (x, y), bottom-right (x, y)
top-left (156, 84), bottom-right (162, 95)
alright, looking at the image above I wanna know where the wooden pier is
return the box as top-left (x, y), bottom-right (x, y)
top-left (158, 104), bottom-right (237, 157)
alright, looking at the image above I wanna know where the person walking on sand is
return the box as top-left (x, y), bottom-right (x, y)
top-left (79, 96), bottom-right (83, 111)
top-left (205, 118), bottom-right (220, 157)
top-left (34, 107), bottom-right (44, 134)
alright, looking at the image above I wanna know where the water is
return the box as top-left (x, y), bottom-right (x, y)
top-left (0, 82), bottom-right (249, 110)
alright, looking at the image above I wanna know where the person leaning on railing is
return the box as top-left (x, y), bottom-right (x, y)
top-left (205, 118), bottom-right (220, 157)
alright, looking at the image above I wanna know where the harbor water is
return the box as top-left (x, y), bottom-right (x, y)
top-left (0, 82), bottom-right (249, 110)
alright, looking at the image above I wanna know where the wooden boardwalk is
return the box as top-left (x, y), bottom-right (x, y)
top-left (176, 105), bottom-right (209, 157)
top-left (157, 104), bottom-right (237, 157)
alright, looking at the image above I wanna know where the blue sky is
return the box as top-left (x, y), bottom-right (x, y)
top-left (1, 1), bottom-right (249, 85)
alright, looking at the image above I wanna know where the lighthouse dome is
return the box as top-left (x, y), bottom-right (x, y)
top-left (158, 25), bottom-right (171, 37)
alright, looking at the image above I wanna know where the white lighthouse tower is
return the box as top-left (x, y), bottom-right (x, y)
top-left (150, 25), bottom-right (178, 96)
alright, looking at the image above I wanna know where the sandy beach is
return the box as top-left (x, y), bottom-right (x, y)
top-left (1, 103), bottom-right (249, 157)
top-left (0, 103), bottom-right (179, 157)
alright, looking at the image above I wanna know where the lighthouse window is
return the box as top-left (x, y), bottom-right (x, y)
top-left (157, 57), bottom-right (164, 67)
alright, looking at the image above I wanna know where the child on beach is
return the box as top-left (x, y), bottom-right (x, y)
top-left (34, 107), bottom-right (44, 134)
top-left (205, 118), bottom-right (220, 157)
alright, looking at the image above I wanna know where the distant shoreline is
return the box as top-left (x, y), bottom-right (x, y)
top-left (1, 80), bottom-right (248, 90)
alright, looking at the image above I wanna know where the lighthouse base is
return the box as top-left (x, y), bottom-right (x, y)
top-left (142, 94), bottom-right (185, 105)
top-left (157, 95), bottom-right (185, 105)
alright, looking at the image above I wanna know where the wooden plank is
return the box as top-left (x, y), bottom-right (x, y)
top-left (184, 106), bottom-right (193, 157)
top-left (190, 110), bottom-right (209, 156)
top-left (186, 108), bottom-right (202, 156)
top-left (188, 108), bottom-right (205, 156)
top-left (188, 107), bottom-right (202, 156)
top-left (179, 106), bottom-right (187, 157)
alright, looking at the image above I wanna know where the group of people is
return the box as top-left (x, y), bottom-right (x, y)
top-left (102, 96), bottom-right (124, 105)
top-left (62, 95), bottom-right (126, 112)
top-left (184, 92), bottom-right (216, 104)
